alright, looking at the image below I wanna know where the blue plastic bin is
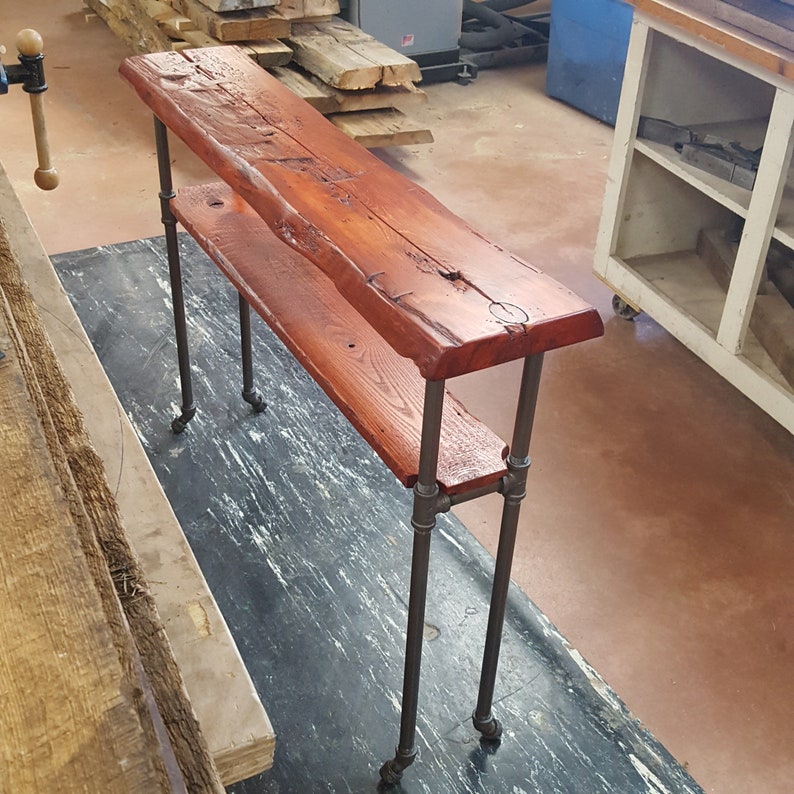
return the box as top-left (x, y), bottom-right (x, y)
top-left (546, 0), bottom-right (634, 126)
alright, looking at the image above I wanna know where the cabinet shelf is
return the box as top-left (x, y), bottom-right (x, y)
top-left (595, 7), bottom-right (794, 433)
top-left (634, 139), bottom-right (752, 217)
top-left (608, 250), bottom-right (791, 391)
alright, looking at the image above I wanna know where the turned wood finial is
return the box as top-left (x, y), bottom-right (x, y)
top-left (16, 29), bottom-right (59, 190)
top-left (16, 29), bottom-right (43, 58)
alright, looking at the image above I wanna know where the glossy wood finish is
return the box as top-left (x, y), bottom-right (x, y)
top-left (119, 47), bottom-right (604, 381)
top-left (172, 183), bottom-right (509, 494)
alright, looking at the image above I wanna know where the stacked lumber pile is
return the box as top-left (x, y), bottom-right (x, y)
top-left (85, 0), bottom-right (433, 146)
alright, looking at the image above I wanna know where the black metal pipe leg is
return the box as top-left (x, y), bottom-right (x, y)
top-left (154, 116), bottom-right (196, 434)
top-left (238, 293), bottom-right (266, 412)
top-left (380, 380), bottom-right (446, 786)
top-left (473, 354), bottom-right (544, 741)
top-left (379, 516), bottom-right (434, 785)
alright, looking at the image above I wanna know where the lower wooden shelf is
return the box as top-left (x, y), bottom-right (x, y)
top-left (595, 250), bottom-right (794, 432)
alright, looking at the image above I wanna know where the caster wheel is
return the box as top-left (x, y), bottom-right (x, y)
top-left (378, 760), bottom-right (402, 786)
top-left (171, 416), bottom-right (188, 434)
top-left (612, 294), bottom-right (641, 321)
top-left (472, 711), bottom-right (503, 741)
top-left (243, 388), bottom-right (267, 413)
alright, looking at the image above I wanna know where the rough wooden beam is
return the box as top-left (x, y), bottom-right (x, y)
top-left (328, 107), bottom-right (433, 148)
top-left (1, 289), bottom-right (176, 792)
top-left (170, 0), bottom-right (291, 42)
top-left (271, 65), bottom-right (427, 114)
top-left (0, 164), bottom-right (275, 785)
top-left (144, 0), bottom-right (196, 31)
top-left (244, 39), bottom-right (293, 66)
top-left (84, 0), bottom-right (174, 53)
top-left (288, 19), bottom-right (421, 90)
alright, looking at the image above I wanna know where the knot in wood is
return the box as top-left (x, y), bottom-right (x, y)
top-left (489, 302), bottom-right (529, 325)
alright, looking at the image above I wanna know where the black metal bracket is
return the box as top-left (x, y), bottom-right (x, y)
top-left (1, 50), bottom-right (47, 95)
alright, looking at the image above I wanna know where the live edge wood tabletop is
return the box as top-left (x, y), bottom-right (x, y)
top-left (119, 45), bottom-right (604, 786)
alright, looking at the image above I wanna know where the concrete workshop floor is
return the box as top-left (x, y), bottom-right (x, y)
top-left (2, 4), bottom-right (792, 793)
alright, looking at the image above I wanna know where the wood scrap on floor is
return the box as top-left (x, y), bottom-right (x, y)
top-left (84, 0), bottom-right (174, 53)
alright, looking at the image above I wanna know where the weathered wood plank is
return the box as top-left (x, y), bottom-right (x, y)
top-left (85, 0), bottom-right (174, 53)
top-left (0, 218), bottom-right (224, 793)
top-left (244, 38), bottom-right (293, 66)
top-left (328, 108), bottom-right (433, 148)
top-left (0, 293), bottom-right (177, 793)
top-left (172, 182), bottom-right (508, 492)
top-left (289, 18), bottom-right (421, 89)
top-left (169, 0), bottom-right (291, 42)
top-left (271, 65), bottom-right (427, 113)
top-left (270, 64), bottom-right (340, 112)
top-left (120, 47), bottom-right (604, 379)
top-left (0, 164), bottom-right (275, 785)
top-left (144, 0), bottom-right (196, 31)
top-left (169, 28), bottom-right (222, 50)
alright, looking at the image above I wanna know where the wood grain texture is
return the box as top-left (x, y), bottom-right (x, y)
top-left (119, 47), bottom-right (604, 379)
top-left (270, 65), bottom-right (427, 114)
top-left (243, 38), bottom-right (293, 66)
top-left (0, 164), bottom-right (274, 785)
top-left (169, 0), bottom-right (291, 42)
top-left (288, 18), bottom-right (422, 88)
top-left (0, 296), bottom-right (176, 793)
top-left (85, 0), bottom-right (174, 53)
top-left (328, 108), bottom-right (433, 148)
top-left (0, 221), bottom-right (224, 793)
top-left (172, 183), bottom-right (509, 493)
top-left (274, 0), bottom-right (339, 19)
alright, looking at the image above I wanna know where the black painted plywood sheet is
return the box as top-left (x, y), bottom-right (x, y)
top-left (53, 236), bottom-right (703, 794)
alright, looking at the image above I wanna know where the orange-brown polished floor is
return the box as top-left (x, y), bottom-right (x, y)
top-left (2, 3), bottom-right (792, 792)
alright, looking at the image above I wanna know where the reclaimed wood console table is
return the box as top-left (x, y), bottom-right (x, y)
top-left (121, 46), bottom-right (603, 784)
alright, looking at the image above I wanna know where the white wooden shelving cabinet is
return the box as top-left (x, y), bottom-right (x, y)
top-left (594, 1), bottom-right (794, 433)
